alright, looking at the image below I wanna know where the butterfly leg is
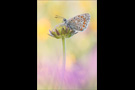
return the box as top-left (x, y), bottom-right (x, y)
top-left (71, 29), bottom-right (78, 34)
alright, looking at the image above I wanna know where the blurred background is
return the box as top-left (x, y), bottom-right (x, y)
top-left (37, 0), bottom-right (97, 90)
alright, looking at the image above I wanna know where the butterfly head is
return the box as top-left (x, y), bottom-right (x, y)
top-left (63, 18), bottom-right (67, 24)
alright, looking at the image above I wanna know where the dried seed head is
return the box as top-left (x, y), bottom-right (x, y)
top-left (48, 25), bottom-right (78, 39)
top-left (55, 29), bottom-right (60, 35)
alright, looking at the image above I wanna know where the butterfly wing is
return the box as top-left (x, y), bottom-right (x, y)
top-left (67, 13), bottom-right (90, 31)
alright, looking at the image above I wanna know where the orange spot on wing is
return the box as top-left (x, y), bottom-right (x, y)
top-left (83, 25), bottom-right (85, 27)
top-left (83, 18), bottom-right (86, 21)
top-left (80, 28), bottom-right (83, 31)
top-left (81, 16), bottom-right (83, 18)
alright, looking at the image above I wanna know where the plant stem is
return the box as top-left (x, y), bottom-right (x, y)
top-left (62, 37), bottom-right (66, 73)
top-left (61, 36), bottom-right (66, 89)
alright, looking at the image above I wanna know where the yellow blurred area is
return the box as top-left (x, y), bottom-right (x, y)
top-left (66, 54), bottom-right (76, 70)
top-left (37, 18), bottom-right (51, 41)
top-left (37, 1), bottom-right (48, 6)
top-left (59, 54), bottom-right (76, 70)
top-left (90, 20), bottom-right (97, 32)
top-left (79, 1), bottom-right (92, 10)
top-left (47, 2), bottom-right (64, 18)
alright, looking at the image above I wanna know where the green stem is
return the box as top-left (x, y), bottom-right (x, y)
top-left (60, 37), bottom-right (66, 89)
top-left (62, 37), bottom-right (66, 73)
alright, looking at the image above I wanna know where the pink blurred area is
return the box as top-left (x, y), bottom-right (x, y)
top-left (37, 46), bottom-right (97, 89)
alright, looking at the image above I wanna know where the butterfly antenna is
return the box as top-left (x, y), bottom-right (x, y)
top-left (55, 15), bottom-right (64, 19)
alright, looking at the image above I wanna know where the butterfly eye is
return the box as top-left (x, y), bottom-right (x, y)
top-left (63, 19), bottom-right (67, 22)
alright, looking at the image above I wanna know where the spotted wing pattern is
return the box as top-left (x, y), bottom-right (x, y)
top-left (67, 13), bottom-right (90, 31)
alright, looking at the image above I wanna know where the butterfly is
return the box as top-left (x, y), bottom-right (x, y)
top-left (55, 13), bottom-right (90, 32)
